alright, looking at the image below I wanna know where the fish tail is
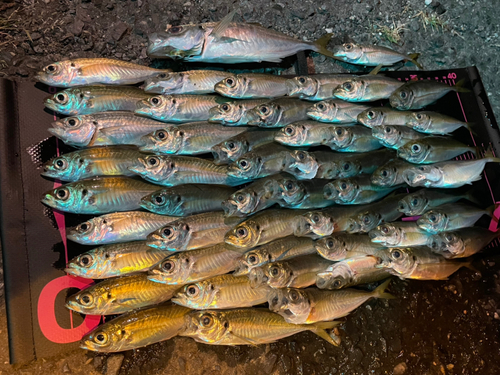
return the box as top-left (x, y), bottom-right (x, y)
top-left (464, 122), bottom-right (477, 135)
top-left (310, 321), bottom-right (341, 346)
top-left (313, 33), bottom-right (335, 59)
top-left (464, 187), bottom-right (482, 206)
top-left (452, 78), bottom-right (471, 93)
top-left (486, 203), bottom-right (498, 218)
top-left (463, 259), bottom-right (478, 273)
top-left (372, 278), bottom-right (396, 300)
top-left (407, 53), bottom-right (423, 69)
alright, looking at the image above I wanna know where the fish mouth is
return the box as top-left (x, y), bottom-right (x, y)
top-left (245, 110), bottom-right (262, 126)
top-left (315, 272), bottom-right (332, 289)
top-left (221, 200), bottom-right (239, 217)
top-left (402, 169), bottom-right (422, 186)
top-left (248, 267), bottom-right (267, 288)
top-left (211, 146), bottom-right (228, 165)
top-left (389, 96), bottom-right (403, 109)
top-left (208, 107), bottom-right (224, 123)
top-left (146, 238), bottom-right (165, 249)
top-left (80, 339), bottom-right (96, 351)
top-left (285, 80), bottom-right (302, 97)
top-left (63, 267), bottom-right (78, 276)
top-left (232, 262), bottom-right (250, 276)
top-left (128, 164), bottom-right (148, 176)
top-left (147, 269), bottom-right (167, 283)
top-left (44, 98), bottom-right (58, 112)
top-left (213, 83), bottom-right (232, 98)
top-left (47, 127), bottom-right (65, 139)
top-left (143, 82), bottom-right (163, 94)
top-left (41, 193), bottom-right (56, 207)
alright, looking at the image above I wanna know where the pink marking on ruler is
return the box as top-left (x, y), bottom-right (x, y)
top-left (402, 216), bottom-right (420, 222)
top-left (489, 203), bottom-right (500, 232)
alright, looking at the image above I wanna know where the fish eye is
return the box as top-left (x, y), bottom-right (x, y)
top-left (343, 163), bottom-right (351, 171)
top-left (381, 225), bottom-right (389, 234)
top-left (344, 82), bottom-right (353, 91)
top-left (385, 126), bottom-right (392, 133)
top-left (239, 159), bottom-right (248, 168)
top-left (78, 221), bottom-right (91, 232)
top-left (340, 182), bottom-right (347, 190)
top-left (270, 266), bottom-right (280, 276)
top-left (285, 181), bottom-right (294, 190)
top-left (147, 156), bottom-right (160, 166)
top-left (335, 128), bottom-right (343, 136)
top-left (221, 104), bottom-right (230, 112)
top-left (285, 126), bottom-right (294, 135)
top-left (79, 254), bottom-right (93, 267)
top-left (158, 73), bottom-right (167, 79)
top-left (67, 118), bottom-right (77, 126)
top-left (201, 314), bottom-right (213, 327)
top-left (416, 113), bottom-right (423, 120)
top-left (327, 240), bottom-right (334, 248)
top-left (151, 97), bottom-right (161, 106)
top-left (400, 91), bottom-right (408, 99)
top-left (54, 158), bottom-right (68, 169)
top-left (333, 280), bottom-right (341, 288)
top-left (317, 103), bottom-right (325, 110)
top-left (289, 290), bottom-right (299, 301)
top-left (259, 105), bottom-right (269, 114)
top-left (156, 131), bottom-right (167, 140)
top-left (55, 93), bottom-right (68, 104)
top-left (237, 194), bottom-right (245, 202)
top-left (94, 332), bottom-right (108, 344)
top-left (186, 285), bottom-right (199, 297)
top-left (55, 187), bottom-right (70, 200)
top-left (154, 195), bottom-right (166, 205)
top-left (429, 214), bottom-right (437, 222)
top-left (418, 166), bottom-right (426, 171)
top-left (248, 254), bottom-right (258, 264)
top-left (367, 111), bottom-right (375, 119)
top-left (225, 78), bottom-right (235, 87)
top-left (162, 227), bottom-right (173, 238)
top-left (79, 292), bottom-right (93, 306)
top-left (298, 77), bottom-right (306, 84)
top-left (47, 64), bottom-right (57, 72)
top-left (411, 198), bottom-right (419, 206)
top-left (445, 234), bottom-right (453, 241)
top-left (411, 144), bottom-right (421, 153)
top-left (392, 250), bottom-right (401, 259)
top-left (363, 215), bottom-right (370, 224)
top-left (161, 260), bottom-right (175, 272)
top-left (227, 142), bottom-right (235, 150)
top-left (381, 170), bottom-right (388, 177)
top-left (345, 43), bottom-right (353, 50)
top-left (236, 227), bottom-right (248, 238)
top-left (297, 152), bottom-right (305, 160)
top-left (169, 26), bottom-right (183, 33)
top-left (312, 215), bottom-right (320, 223)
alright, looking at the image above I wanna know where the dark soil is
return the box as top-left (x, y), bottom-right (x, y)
top-left (1, 0), bottom-right (500, 374)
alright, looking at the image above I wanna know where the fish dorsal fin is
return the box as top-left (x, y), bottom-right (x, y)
top-left (210, 9), bottom-right (238, 40)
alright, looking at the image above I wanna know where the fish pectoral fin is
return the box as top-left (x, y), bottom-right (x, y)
top-left (406, 53), bottom-right (423, 69)
top-left (113, 297), bottom-right (137, 306)
top-left (368, 64), bottom-right (383, 75)
top-left (210, 9), bottom-right (238, 40)
top-left (217, 36), bottom-right (248, 44)
top-left (228, 331), bottom-right (262, 347)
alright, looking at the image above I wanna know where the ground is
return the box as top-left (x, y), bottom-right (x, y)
top-left (1, 0), bottom-right (500, 374)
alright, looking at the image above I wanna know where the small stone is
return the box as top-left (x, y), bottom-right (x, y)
top-left (325, 28), bottom-right (333, 33)
top-left (494, 312), bottom-right (499, 320)
top-left (68, 19), bottom-right (85, 36)
top-left (183, 1), bottom-right (191, 6)
top-left (16, 68), bottom-right (29, 77)
top-left (30, 32), bottom-right (42, 41)
top-left (394, 362), bottom-right (407, 374)
top-left (261, 353), bottom-right (277, 374)
top-left (447, 364), bottom-right (455, 370)
top-left (33, 46), bottom-right (44, 54)
top-left (106, 354), bottom-right (124, 375)
top-left (62, 362), bottom-right (71, 373)
top-left (112, 22), bottom-right (128, 41)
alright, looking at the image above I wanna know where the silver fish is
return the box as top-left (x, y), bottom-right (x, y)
top-left (277, 177), bottom-right (334, 209)
top-left (332, 43), bottom-right (422, 68)
top-left (283, 150), bottom-right (344, 180)
top-left (405, 111), bottom-right (472, 135)
top-left (397, 188), bottom-right (479, 216)
top-left (371, 125), bottom-right (427, 150)
top-left (294, 206), bottom-right (365, 238)
top-left (397, 136), bottom-right (476, 164)
top-left (140, 185), bottom-right (235, 216)
top-left (67, 211), bottom-right (178, 245)
top-left (307, 100), bottom-right (370, 123)
top-left (315, 233), bottom-right (386, 261)
top-left (144, 70), bottom-right (234, 94)
top-left (389, 80), bottom-right (469, 110)
top-left (371, 159), bottom-right (414, 187)
top-left (326, 125), bottom-right (382, 152)
top-left (349, 194), bottom-right (405, 234)
top-left (333, 75), bottom-right (404, 102)
top-left (135, 94), bottom-right (229, 123)
top-left (139, 122), bottom-right (249, 155)
top-left (331, 149), bottom-right (396, 179)
top-left (286, 74), bottom-right (354, 101)
top-left (212, 130), bottom-right (277, 164)
top-left (48, 111), bottom-right (169, 148)
top-left (208, 99), bottom-right (269, 126)
top-left (246, 98), bottom-right (311, 128)
top-left (357, 107), bottom-right (412, 128)
top-left (274, 121), bottom-right (336, 147)
top-left (324, 175), bottom-right (398, 205)
top-left (214, 73), bottom-right (290, 99)
top-left (369, 221), bottom-right (432, 247)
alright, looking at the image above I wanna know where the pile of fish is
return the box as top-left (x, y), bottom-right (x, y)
top-left (36, 14), bottom-right (500, 353)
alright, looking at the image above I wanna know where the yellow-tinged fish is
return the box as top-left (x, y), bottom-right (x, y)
top-left (225, 209), bottom-right (304, 248)
top-left (208, 99), bottom-right (269, 126)
top-left (65, 273), bottom-right (179, 315)
top-left (36, 58), bottom-right (172, 87)
top-left (65, 241), bottom-right (167, 279)
top-left (181, 308), bottom-right (339, 346)
top-left (269, 279), bottom-right (394, 324)
top-left (173, 274), bottom-right (272, 309)
top-left (215, 73), bottom-right (290, 99)
top-left (80, 303), bottom-right (190, 352)
top-left (147, 242), bottom-right (246, 284)
top-left (144, 70), bottom-right (234, 94)
top-left (315, 233), bottom-right (386, 261)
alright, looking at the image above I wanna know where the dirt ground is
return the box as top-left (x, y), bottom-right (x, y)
top-left (1, 0), bottom-right (500, 374)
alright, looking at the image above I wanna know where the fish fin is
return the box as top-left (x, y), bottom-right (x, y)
top-left (463, 260), bottom-right (478, 273)
top-left (372, 278), bottom-right (396, 299)
top-left (368, 64), bottom-right (383, 75)
top-left (228, 331), bottom-right (262, 347)
top-left (210, 9), bottom-right (238, 40)
top-left (313, 33), bottom-right (335, 59)
top-left (452, 78), bottom-right (471, 93)
top-left (465, 122), bottom-right (477, 136)
top-left (486, 204), bottom-right (498, 218)
top-left (310, 321), bottom-right (341, 346)
top-left (406, 53), bottom-right (423, 69)
top-left (463, 187), bottom-right (482, 206)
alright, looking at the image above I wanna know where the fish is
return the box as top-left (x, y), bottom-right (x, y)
top-left (129, 154), bottom-right (246, 187)
top-left (227, 144), bottom-right (291, 180)
top-left (333, 75), bottom-right (404, 102)
top-left (36, 58), bottom-right (172, 87)
top-left (80, 303), bottom-right (191, 352)
top-left (286, 74), bottom-right (354, 101)
top-left (371, 159), bottom-right (415, 187)
top-left (41, 177), bottom-right (159, 214)
top-left (274, 121), bottom-right (336, 147)
top-left (427, 227), bottom-right (500, 259)
top-left (246, 98), bottom-right (311, 128)
top-left (47, 111), bottom-right (169, 148)
top-left (141, 184), bottom-right (234, 216)
top-left (147, 12), bottom-right (335, 63)
top-left (326, 125), bottom-right (383, 152)
top-left (283, 150), bottom-right (337, 180)
top-left (307, 100), bottom-right (370, 123)
top-left (67, 211), bottom-right (178, 245)
top-left (402, 156), bottom-right (500, 188)
top-left (357, 107), bottom-right (413, 128)
top-left (389, 80), bottom-right (469, 110)
top-left (144, 70), bottom-right (234, 94)
top-left (405, 111), bottom-right (473, 135)
top-left (44, 86), bottom-right (150, 115)
top-left (369, 221), bottom-right (432, 247)
top-left (214, 73), bottom-right (290, 99)
top-left (233, 236), bottom-right (316, 276)
top-left (294, 206), bottom-right (365, 238)
top-left (208, 99), bottom-right (269, 126)
top-left (147, 212), bottom-right (241, 251)
top-left (139, 122), bottom-right (249, 155)
top-left (323, 175), bottom-right (398, 205)
top-left (316, 256), bottom-right (391, 289)
top-left (135, 94), bottom-right (229, 123)
top-left (397, 136), bottom-right (477, 164)
top-left (371, 125), bottom-right (427, 150)
top-left (315, 233), bottom-right (386, 261)
top-left (376, 246), bottom-right (469, 280)
top-left (269, 279), bottom-right (394, 324)
top-left (277, 177), bottom-right (334, 209)
top-left (332, 43), bottom-right (422, 68)
top-left (331, 149), bottom-right (396, 179)
top-left (65, 273), bottom-right (180, 315)
top-left (65, 241), bottom-right (168, 279)
top-left (181, 308), bottom-right (338, 346)
top-left (397, 188), bottom-right (479, 216)
top-left (41, 146), bottom-right (144, 182)
top-left (349, 194), bottom-right (405, 234)
top-left (416, 203), bottom-right (493, 234)
top-left (212, 130), bottom-right (277, 164)
top-left (147, 242), bottom-right (246, 284)
top-left (173, 274), bottom-right (271, 309)
top-left (222, 174), bottom-right (285, 217)
top-left (248, 254), bottom-right (333, 289)
top-left (225, 209), bottom-right (304, 249)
